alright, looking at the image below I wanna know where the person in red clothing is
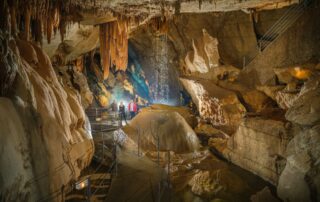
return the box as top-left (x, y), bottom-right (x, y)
top-left (128, 100), bottom-right (137, 119)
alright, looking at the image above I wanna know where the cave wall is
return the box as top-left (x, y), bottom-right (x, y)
top-left (239, 6), bottom-right (320, 86)
top-left (0, 34), bottom-right (94, 201)
top-left (129, 4), bottom-right (320, 201)
top-left (130, 29), bottom-right (181, 104)
top-left (168, 6), bottom-right (320, 71)
top-left (130, 6), bottom-right (320, 107)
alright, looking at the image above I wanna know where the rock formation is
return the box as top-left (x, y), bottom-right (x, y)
top-left (1, 0), bottom-right (320, 201)
top-left (0, 32), bottom-right (94, 201)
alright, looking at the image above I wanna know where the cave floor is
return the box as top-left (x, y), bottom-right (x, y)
top-left (83, 110), bottom-right (277, 202)
top-left (106, 149), bottom-right (171, 202)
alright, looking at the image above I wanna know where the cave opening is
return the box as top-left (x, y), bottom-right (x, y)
top-left (1, 0), bottom-right (320, 202)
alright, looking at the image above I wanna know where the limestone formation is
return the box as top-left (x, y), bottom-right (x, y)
top-left (184, 29), bottom-right (220, 73)
top-left (0, 0), bottom-right (320, 201)
top-left (56, 66), bottom-right (93, 109)
top-left (286, 83), bottom-right (320, 126)
top-left (224, 118), bottom-right (291, 184)
top-left (99, 19), bottom-right (129, 79)
top-left (180, 78), bottom-right (246, 134)
top-left (277, 125), bottom-right (320, 202)
top-left (141, 104), bottom-right (198, 128)
top-left (0, 34), bottom-right (17, 96)
top-left (123, 109), bottom-right (200, 153)
top-left (0, 37), bottom-right (93, 201)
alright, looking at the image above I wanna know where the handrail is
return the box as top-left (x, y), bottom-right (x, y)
top-left (245, 0), bottom-right (312, 67)
top-left (64, 108), bottom-right (120, 201)
top-left (25, 107), bottom-right (119, 202)
top-left (22, 146), bottom-right (94, 202)
top-left (259, 4), bottom-right (305, 49)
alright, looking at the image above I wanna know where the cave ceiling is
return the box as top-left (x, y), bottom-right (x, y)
top-left (75, 0), bottom-right (299, 18)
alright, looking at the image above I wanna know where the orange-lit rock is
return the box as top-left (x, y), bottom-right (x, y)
top-left (290, 67), bottom-right (311, 80)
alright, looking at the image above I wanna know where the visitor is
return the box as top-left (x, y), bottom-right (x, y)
top-left (110, 100), bottom-right (118, 112)
top-left (119, 101), bottom-right (127, 126)
top-left (110, 100), bottom-right (118, 124)
top-left (128, 100), bottom-right (137, 119)
top-left (135, 94), bottom-right (139, 103)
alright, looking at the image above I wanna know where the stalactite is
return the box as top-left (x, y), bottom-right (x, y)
top-left (99, 23), bottom-right (110, 79)
top-left (35, 19), bottom-right (43, 44)
top-left (2, 1), bottom-right (14, 34)
top-left (8, 0), bottom-right (17, 35)
top-left (43, 14), bottom-right (47, 36)
top-left (110, 21), bottom-right (116, 65)
top-left (25, 6), bottom-right (32, 40)
top-left (254, 11), bottom-right (259, 23)
top-left (47, 15), bottom-right (53, 43)
top-left (0, 0), bottom-right (78, 44)
top-left (31, 19), bottom-right (43, 44)
top-left (175, 0), bottom-right (181, 15)
top-left (75, 56), bottom-right (84, 72)
top-left (150, 16), bottom-right (168, 34)
top-left (98, 17), bottom-right (129, 79)
top-left (59, 17), bottom-right (66, 42)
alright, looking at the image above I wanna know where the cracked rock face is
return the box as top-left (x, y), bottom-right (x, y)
top-left (180, 78), bottom-right (246, 134)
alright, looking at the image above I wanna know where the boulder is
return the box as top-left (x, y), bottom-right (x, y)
top-left (250, 187), bottom-right (280, 202)
top-left (278, 125), bottom-right (320, 202)
top-left (286, 88), bottom-right (320, 126)
top-left (180, 78), bottom-right (246, 134)
top-left (188, 171), bottom-right (224, 196)
top-left (188, 169), bottom-right (250, 197)
top-left (224, 118), bottom-right (291, 184)
top-left (217, 81), bottom-right (277, 114)
top-left (277, 152), bottom-right (312, 202)
top-left (273, 66), bottom-right (311, 85)
top-left (142, 104), bottom-right (198, 128)
top-left (123, 109), bottom-right (200, 153)
top-left (242, 90), bottom-right (274, 113)
top-left (195, 123), bottom-right (229, 152)
top-left (256, 85), bottom-right (284, 101)
top-left (257, 85), bottom-right (301, 110)
top-left (195, 123), bottom-right (229, 139)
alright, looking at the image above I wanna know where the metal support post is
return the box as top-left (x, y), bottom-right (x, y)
top-left (86, 178), bottom-right (91, 202)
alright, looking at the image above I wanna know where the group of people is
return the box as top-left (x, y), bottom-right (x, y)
top-left (110, 99), bottom-right (138, 125)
